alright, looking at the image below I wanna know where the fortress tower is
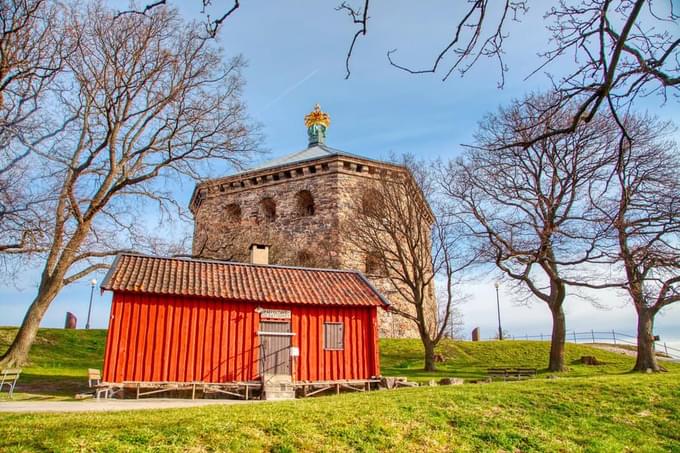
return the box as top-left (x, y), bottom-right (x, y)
top-left (190, 105), bottom-right (436, 338)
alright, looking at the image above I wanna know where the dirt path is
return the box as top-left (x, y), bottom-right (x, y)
top-left (590, 343), bottom-right (678, 362)
top-left (0, 398), bottom-right (266, 413)
top-left (590, 344), bottom-right (638, 357)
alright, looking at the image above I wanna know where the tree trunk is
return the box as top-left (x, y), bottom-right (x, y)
top-left (423, 338), bottom-right (436, 372)
top-left (548, 304), bottom-right (566, 372)
top-left (0, 277), bottom-right (61, 367)
top-left (633, 307), bottom-right (659, 372)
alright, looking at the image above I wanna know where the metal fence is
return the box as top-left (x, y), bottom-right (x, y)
top-left (489, 330), bottom-right (680, 360)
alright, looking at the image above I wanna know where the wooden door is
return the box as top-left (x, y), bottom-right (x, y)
top-left (259, 321), bottom-right (291, 377)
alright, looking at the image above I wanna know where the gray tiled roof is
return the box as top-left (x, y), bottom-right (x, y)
top-left (247, 144), bottom-right (372, 173)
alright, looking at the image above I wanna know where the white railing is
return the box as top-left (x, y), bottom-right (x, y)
top-left (486, 330), bottom-right (680, 360)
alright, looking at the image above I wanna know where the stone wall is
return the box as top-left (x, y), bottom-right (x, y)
top-left (192, 163), bottom-right (342, 268)
top-left (191, 156), bottom-right (436, 338)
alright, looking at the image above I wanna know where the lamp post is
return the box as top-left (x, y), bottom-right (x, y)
top-left (494, 281), bottom-right (503, 340)
top-left (85, 278), bottom-right (97, 330)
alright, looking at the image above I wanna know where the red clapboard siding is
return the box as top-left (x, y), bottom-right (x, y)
top-left (102, 292), bottom-right (380, 383)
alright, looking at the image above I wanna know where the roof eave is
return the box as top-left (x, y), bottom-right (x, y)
top-left (188, 150), bottom-right (411, 209)
top-left (104, 288), bottom-right (383, 307)
top-left (355, 272), bottom-right (391, 309)
top-left (99, 253), bottom-right (122, 293)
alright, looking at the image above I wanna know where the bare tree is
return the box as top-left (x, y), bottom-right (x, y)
top-left (337, 1), bottom-right (528, 82)
top-left (593, 115), bottom-right (680, 372)
top-left (0, 0), bottom-right (66, 256)
top-left (441, 94), bottom-right (617, 372)
top-left (440, 300), bottom-right (465, 340)
top-left (114, 0), bottom-right (240, 38)
top-left (114, 0), bottom-right (679, 130)
top-left (0, 2), bottom-right (257, 367)
top-left (533, 0), bottom-right (679, 141)
top-left (339, 1), bottom-right (678, 144)
top-left (345, 156), bottom-right (475, 371)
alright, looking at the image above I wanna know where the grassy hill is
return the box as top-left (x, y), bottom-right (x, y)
top-left (1, 328), bottom-right (679, 451)
top-left (1, 327), bottom-right (677, 397)
top-left (380, 338), bottom-right (670, 381)
top-left (1, 327), bottom-right (678, 399)
top-left (0, 328), bottom-right (107, 398)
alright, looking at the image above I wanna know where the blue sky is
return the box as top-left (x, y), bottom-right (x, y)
top-left (1, 1), bottom-right (678, 347)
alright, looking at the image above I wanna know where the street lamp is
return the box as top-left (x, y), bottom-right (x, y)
top-left (494, 281), bottom-right (503, 340)
top-left (85, 278), bottom-right (97, 330)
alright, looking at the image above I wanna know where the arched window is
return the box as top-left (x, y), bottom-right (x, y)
top-left (224, 203), bottom-right (241, 223)
top-left (258, 197), bottom-right (276, 222)
top-left (295, 190), bottom-right (315, 216)
top-left (365, 252), bottom-right (385, 276)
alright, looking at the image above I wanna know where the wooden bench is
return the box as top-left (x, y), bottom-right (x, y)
top-left (0, 369), bottom-right (22, 398)
top-left (487, 367), bottom-right (537, 381)
top-left (87, 369), bottom-right (125, 400)
top-left (88, 368), bottom-right (101, 387)
top-left (95, 382), bottom-right (123, 400)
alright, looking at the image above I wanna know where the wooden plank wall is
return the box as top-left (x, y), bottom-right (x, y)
top-left (291, 305), bottom-right (377, 381)
top-left (102, 292), bottom-right (380, 383)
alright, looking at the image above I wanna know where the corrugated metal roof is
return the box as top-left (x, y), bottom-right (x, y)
top-left (101, 254), bottom-right (389, 307)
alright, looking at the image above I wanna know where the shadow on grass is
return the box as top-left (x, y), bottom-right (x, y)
top-left (4, 373), bottom-right (90, 399)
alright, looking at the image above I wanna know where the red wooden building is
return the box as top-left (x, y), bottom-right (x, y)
top-left (100, 251), bottom-right (388, 398)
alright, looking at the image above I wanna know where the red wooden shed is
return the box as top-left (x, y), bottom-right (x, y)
top-left (100, 252), bottom-right (388, 398)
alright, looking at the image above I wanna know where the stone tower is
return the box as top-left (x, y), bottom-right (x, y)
top-left (190, 105), bottom-right (436, 338)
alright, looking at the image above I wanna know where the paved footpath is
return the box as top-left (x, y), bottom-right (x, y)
top-left (0, 398), bottom-right (263, 413)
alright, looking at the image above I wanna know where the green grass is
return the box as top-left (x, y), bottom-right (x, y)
top-left (0, 328), bottom-right (106, 399)
top-left (1, 374), bottom-right (679, 452)
top-left (1, 328), bottom-right (679, 451)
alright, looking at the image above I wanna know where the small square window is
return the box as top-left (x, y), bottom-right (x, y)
top-left (324, 322), bottom-right (344, 350)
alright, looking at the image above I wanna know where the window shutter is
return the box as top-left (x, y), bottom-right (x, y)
top-left (324, 322), bottom-right (344, 350)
